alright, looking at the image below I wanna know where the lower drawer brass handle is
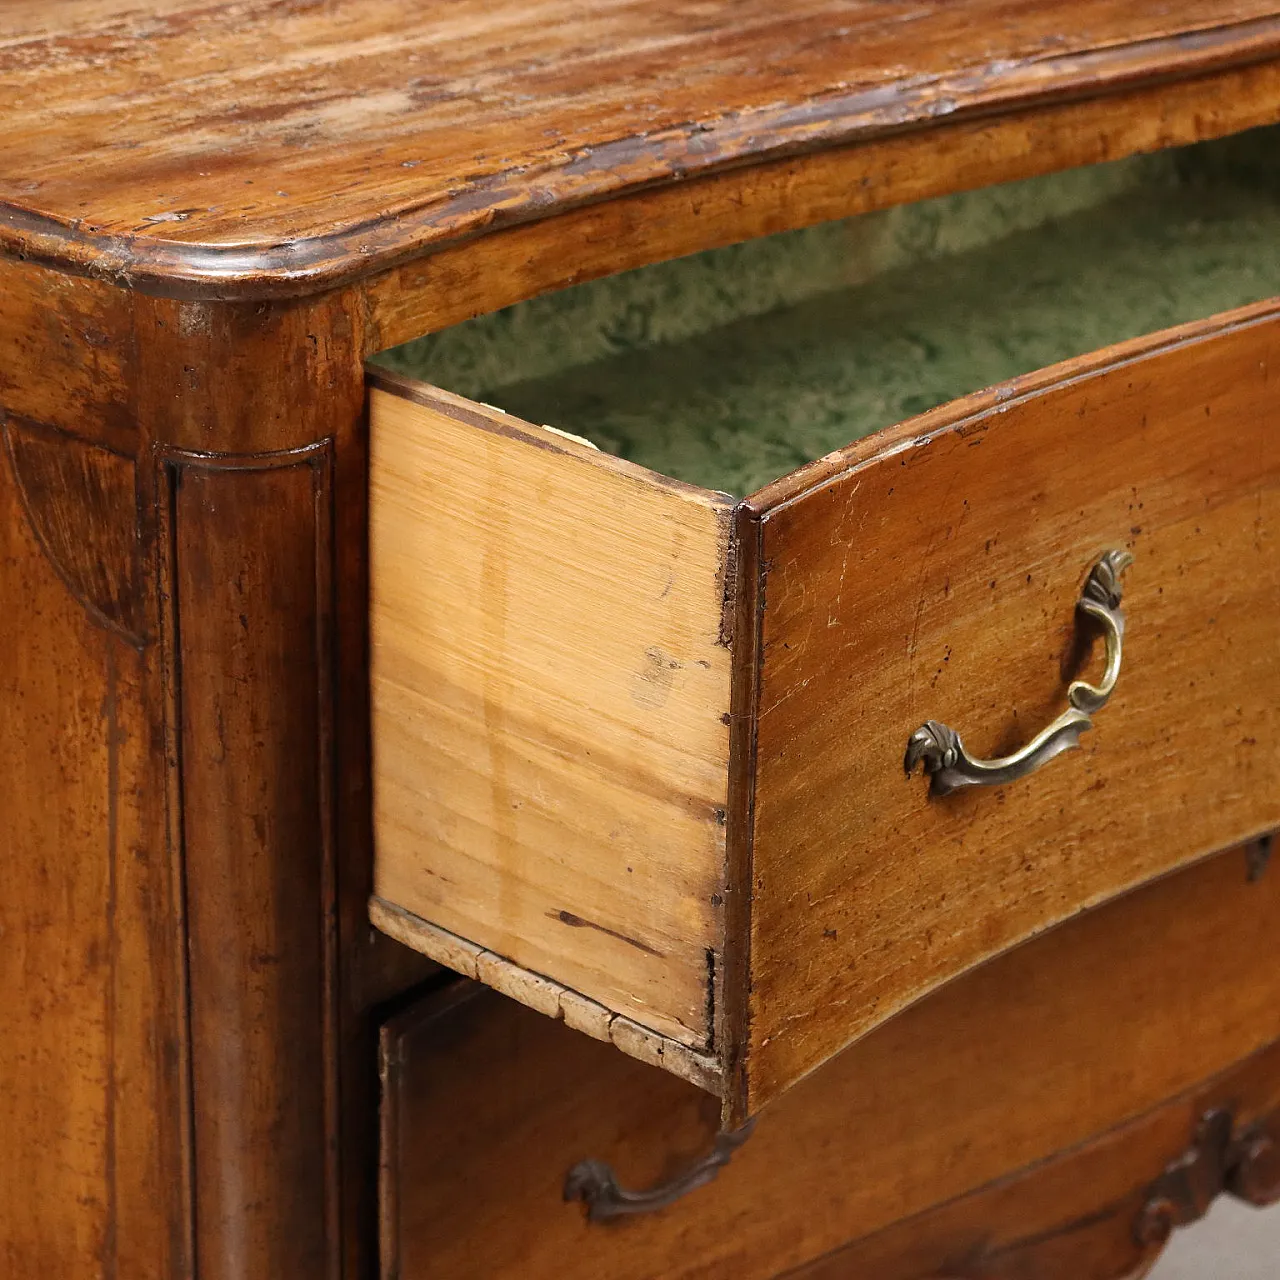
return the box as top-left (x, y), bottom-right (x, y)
top-left (564, 1120), bottom-right (755, 1223)
top-left (905, 549), bottom-right (1132, 797)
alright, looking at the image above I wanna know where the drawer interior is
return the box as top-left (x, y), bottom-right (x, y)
top-left (374, 123), bottom-right (1280, 497)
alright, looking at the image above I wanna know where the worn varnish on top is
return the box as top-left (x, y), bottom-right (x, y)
top-left (5, 1), bottom-right (1280, 294)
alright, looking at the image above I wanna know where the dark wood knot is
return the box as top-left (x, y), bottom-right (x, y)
top-left (1246, 833), bottom-right (1273, 883)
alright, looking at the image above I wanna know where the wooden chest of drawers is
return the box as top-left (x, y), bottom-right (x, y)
top-left (2, 3), bottom-right (1280, 1277)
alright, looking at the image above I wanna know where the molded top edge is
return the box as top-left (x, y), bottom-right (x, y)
top-left (3, 2), bottom-right (1279, 299)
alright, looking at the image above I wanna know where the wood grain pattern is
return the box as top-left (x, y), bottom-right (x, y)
top-left (379, 842), bottom-right (1280, 1280)
top-left (2, 415), bottom-right (143, 643)
top-left (0, 267), bottom-right (408, 1271)
top-left (0, 256), bottom-right (135, 449)
top-left (0, 403), bottom-right (183, 1277)
top-left (787, 1055), bottom-right (1280, 1280)
top-left (4, 3), bottom-right (1280, 295)
top-left (6, 8), bottom-right (1280, 1273)
top-left (369, 896), bottom-right (722, 1095)
top-left (368, 59), bottom-right (1280, 351)
top-left (369, 373), bottom-right (732, 1046)
top-left (372, 296), bottom-right (1280, 1114)
top-left (740, 298), bottom-right (1280, 1116)
top-left (125, 281), bottom-right (414, 1279)
top-left (132, 285), bottom-right (385, 1280)
top-left (161, 443), bottom-right (339, 1280)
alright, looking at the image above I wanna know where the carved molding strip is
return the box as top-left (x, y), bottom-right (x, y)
top-left (1227, 1123), bottom-right (1280, 1208)
top-left (158, 440), bottom-right (339, 1276)
top-left (1135, 1107), bottom-right (1280, 1247)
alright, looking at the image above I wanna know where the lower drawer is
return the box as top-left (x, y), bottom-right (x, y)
top-left (379, 839), bottom-right (1280, 1280)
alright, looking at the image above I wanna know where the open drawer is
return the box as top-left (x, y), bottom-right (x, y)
top-left (369, 130), bottom-right (1280, 1123)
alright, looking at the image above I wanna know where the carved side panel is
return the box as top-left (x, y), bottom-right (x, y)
top-left (159, 442), bottom-right (338, 1280)
top-left (0, 428), bottom-right (183, 1277)
top-left (1229, 1121), bottom-right (1280, 1207)
top-left (3, 414), bottom-right (144, 643)
top-left (1136, 1107), bottom-right (1280, 1246)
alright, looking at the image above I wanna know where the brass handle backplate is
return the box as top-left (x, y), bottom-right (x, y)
top-left (905, 549), bottom-right (1132, 797)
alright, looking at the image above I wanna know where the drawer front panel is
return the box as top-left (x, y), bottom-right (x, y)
top-left (744, 301), bottom-right (1280, 1113)
top-left (381, 843), bottom-right (1280, 1280)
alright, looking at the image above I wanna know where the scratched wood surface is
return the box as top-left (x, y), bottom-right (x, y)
top-left (0, 258), bottom-right (188, 1278)
top-left (370, 295), bottom-right (1280, 1115)
top-left (366, 60), bottom-right (1280, 351)
top-left (0, 242), bottom-right (401, 1274)
top-left (4, 2), bottom-right (1280, 294)
top-left (369, 372), bottom-right (733, 1047)
top-left (739, 299), bottom-right (1280, 1118)
top-left (787, 1050), bottom-right (1280, 1280)
top-left (6, 7), bottom-right (1280, 1272)
top-left (380, 842), bottom-right (1280, 1280)
top-left (0, 421), bottom-right (181, 1277)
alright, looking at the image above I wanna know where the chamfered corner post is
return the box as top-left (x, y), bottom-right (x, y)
top-left (132, 285), bottom-right (376, 1279)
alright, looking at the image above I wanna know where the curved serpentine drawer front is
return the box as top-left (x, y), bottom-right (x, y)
top-left (369, 298), bottom-right (1280, 1123)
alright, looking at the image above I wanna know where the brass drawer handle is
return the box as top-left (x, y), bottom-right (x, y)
top-left (564, 1120), bottom-right (755, 1223)
top-left (905, 550), bottom-right (1132, 797)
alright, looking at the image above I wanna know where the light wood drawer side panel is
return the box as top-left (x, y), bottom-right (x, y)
top-left (370, 380), bottom-right (733, 1045)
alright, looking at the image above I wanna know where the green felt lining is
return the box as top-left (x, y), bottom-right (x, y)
top-left (375, 125), bottom-right (1280, 496)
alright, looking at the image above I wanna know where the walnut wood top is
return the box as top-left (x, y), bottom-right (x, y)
top-left (5, 0), bottom-right (1280, 297)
